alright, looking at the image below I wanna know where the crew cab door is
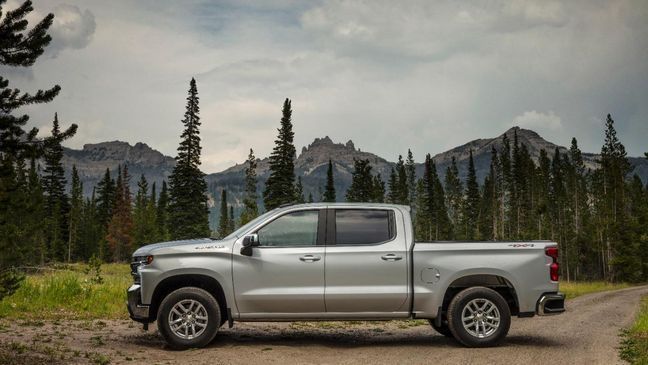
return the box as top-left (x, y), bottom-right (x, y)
top-left (324, 208), bottom-right (409, 315)
top-left (232, 209), bottom-right (326, 317)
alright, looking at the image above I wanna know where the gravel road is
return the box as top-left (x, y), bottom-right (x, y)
top-left (1, 286), bottom-right (646, 365)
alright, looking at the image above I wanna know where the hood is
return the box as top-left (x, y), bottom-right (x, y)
top-left (132, 238), bottom-right (216, 257)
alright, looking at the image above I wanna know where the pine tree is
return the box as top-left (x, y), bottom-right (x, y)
top-left (599, 114), bottom-right (633, 281)
top-left (308, 193), bottom-right (314, 203)
top-left (346, 159), bottom-right (375, 202)
top-left (387, 167), bottom-right (398, 203)
top-left (168, 78), bottom-right (210, 239)
top-left (396, 155), bottom-right (409, 204)
top-left (42, 113), bottom-right (76, 261)
top-left (0, 0), bottom-right (63, 282)
top-left (218, 190), bottom-right (229, 238)
top-left (371, 174), bottom-right (386, 203)
top-left (133, 175), bottom-right (158, 247)
top-left (444, 156), bottom-right (463, 239)
top-left (156, 181), bottom-right (170, 242)
top-left (228, 206), bottom-right (235, 234)
top-left (96, 168), bottom-right (115, 228)
top-left (78, 188), bottom-right (101, 261)
top-left (240, 149), bottom-right (259, 225)
top-left (67, 165), bottom-right (83, 262)
top-left (405, 149), bottom-right (416, 206)
top-left (322, 159), bottom-right (336, 202)
top-left (0, 0), bottom-right (61, 159)
top-left (263, 98), bottom-right (296, 209)
top-left (106, 165), bottom-right (133, 262)
top-left (25, 158), bottom-right (46, 263)
top-left (463, 150), bottom-right (480, 240)
top-left (295, 176), bottom-right (305, 203)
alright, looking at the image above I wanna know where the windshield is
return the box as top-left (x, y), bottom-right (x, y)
top-left (223, 209), bottom-right (278, 240)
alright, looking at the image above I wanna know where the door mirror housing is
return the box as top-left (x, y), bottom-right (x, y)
top-left (241, 234), bottom-right (259, 256)
top-left (242, 234), bottom-right (259, 247)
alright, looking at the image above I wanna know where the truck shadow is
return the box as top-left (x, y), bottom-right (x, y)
top-left (127, 325), bottom-right (563, 350)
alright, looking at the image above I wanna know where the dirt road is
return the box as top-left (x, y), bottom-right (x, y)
top-left (1, 286), bottom-right (646, 365)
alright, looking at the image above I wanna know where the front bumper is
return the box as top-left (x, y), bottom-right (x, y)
top-left (536, 292), bottom-right (566, 315)
top-left (127, 284), bottom-right (151, 323)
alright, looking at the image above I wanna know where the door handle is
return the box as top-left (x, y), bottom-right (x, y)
top-left (299, 255), bottom-right (321, 262)
top-left (381, 253), bottom-right (403, 261)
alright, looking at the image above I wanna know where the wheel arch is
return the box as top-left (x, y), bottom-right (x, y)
top-left (150, 274), bottom-right (228, 325)
top-left (439, 272), bottom-right (520, 319)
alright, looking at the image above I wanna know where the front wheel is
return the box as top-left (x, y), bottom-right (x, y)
top-left (157, 287), bottom-right (221, 349)
top-left (447, 287), bottom-right (511, 347)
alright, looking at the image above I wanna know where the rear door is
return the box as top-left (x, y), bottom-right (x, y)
top-left (233, 209), bottom-right (326, 317)
top-left (324, 208), bottom-right (409, 314)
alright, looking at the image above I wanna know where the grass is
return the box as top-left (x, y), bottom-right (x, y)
top-left (621, 296), bottom-right (648, 364)
top-left (0, 263), bottom-right (131, 320)
top-left (560, 281), bottom-right (631, 299)
top-left (0, 263), bottom-right (635, 321)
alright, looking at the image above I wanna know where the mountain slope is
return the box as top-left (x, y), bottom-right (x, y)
top-left (61, 129), bottom-right (648, 228)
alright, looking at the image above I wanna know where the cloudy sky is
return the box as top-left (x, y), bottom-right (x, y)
top-left (5, 0), bottom-right (648, 172)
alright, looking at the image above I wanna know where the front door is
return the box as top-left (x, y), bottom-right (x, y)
top-left (233, 209), bottom-right (326, 317)
top-left (324, 208), bottom-right (409, 314)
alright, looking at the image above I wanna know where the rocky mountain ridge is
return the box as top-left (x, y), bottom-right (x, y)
top-left (61, 128), bottom-right (648, 228)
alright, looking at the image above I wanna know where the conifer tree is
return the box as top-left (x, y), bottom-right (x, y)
top-left (25, 158), bottom-right (46, 263)
top-left (396, 155), bottom-right (409, 204)
top-left (0, 0), bottom-right (63, 284)
top-left (599, 114), bottom-right (633, 281)
top-left (0, 0), bottom-right (61, 159)
top-left (406, 149), bottom-right (416, 206)
top-left (156, 181), bottom-right (170, 241)
top-left (67, 165), bottom-right (83, 262)
top-left (263, 98), bottom-right (296, 209)
top-left (42, 113), bottom-right (76, 261)
top-left (228, 206), bottom-right (235, 234)
top-left (240, 149), bottom-right (259, 225)
top-left (346, 159), bottom-right (375, 202)
top-left (371, 174), bottom-right (386, 203)
top-left (133, 175), bottom-right (158, 247)
top-left (463, 150), bottom-right (480, 239)
top-left (96, 168), bottom-right (115, 228)
top-left (168, 78), bottom-right (210, 239)
top-left (387, 167), bottom-right (398, 203)
top-left (295, 176), bottom-right (305, 203)
top-left (106, 165), bottom-right (133, 261)
top-left (78, 189), bottom-right (101, 261)
top-left (308, 193), bottom-right (314, 203)
top-left (218, 190), bottom-right (229, 237)
top-left (444, 156), bottom-right (463, 239)
top-left (322, 159), bottom-right (336, 202)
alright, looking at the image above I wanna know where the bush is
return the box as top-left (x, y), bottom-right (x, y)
top-left (0, 268), bottom-right (24, 301)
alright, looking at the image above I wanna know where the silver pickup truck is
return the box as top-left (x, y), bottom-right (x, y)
top-left (127, 203), bottom-right (564, 349)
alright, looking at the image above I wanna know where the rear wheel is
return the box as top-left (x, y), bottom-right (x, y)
top-left (157, 287), bottom-right (221, 349)
top-left (447, 286), bottom-right (511, 347)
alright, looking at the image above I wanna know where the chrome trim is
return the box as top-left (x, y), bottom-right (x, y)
top-left (537, 292), bottom-right (565, 315)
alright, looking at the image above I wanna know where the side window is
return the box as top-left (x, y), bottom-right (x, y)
top-left (335, 209), bottom-right (395, 245)
top-left (257, 210), bottom-right (319, 247)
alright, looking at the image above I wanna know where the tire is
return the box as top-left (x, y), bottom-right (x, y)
top-left (447, 286), bottom-right (511, 347)
top-left (428, 319), bottom-right (453, 337)
top-left (157, 287), bottom-right (221, 349)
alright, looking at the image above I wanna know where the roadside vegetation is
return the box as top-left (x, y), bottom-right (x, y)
top-left (0, 263), bottom-right (130, 320)
top-left (560, 281), bottom-right (631, 299)
top-left (621, 296), bottom-right (648, 364)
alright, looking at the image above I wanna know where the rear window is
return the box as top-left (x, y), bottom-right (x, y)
top-left (335, 209), bottom-right (395, 245)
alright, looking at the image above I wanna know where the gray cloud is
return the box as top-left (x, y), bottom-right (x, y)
top-left (48, 4), bottom-right (96, 56)
top-left (10, 0), bottom-right (648, 172)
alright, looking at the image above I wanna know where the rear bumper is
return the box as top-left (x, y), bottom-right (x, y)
top-left (536, 292), bottom-right (565, 315)
top-left (127, 284), bottom-right (151, 323)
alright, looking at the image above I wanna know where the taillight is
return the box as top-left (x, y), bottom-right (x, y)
top-left (545, 247), bottom-right (559, 281)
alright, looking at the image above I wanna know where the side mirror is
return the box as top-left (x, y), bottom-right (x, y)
top-left (241, 234), bottom-right (259, 256)
top-left (242, 234), bottom-right (259, 247)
